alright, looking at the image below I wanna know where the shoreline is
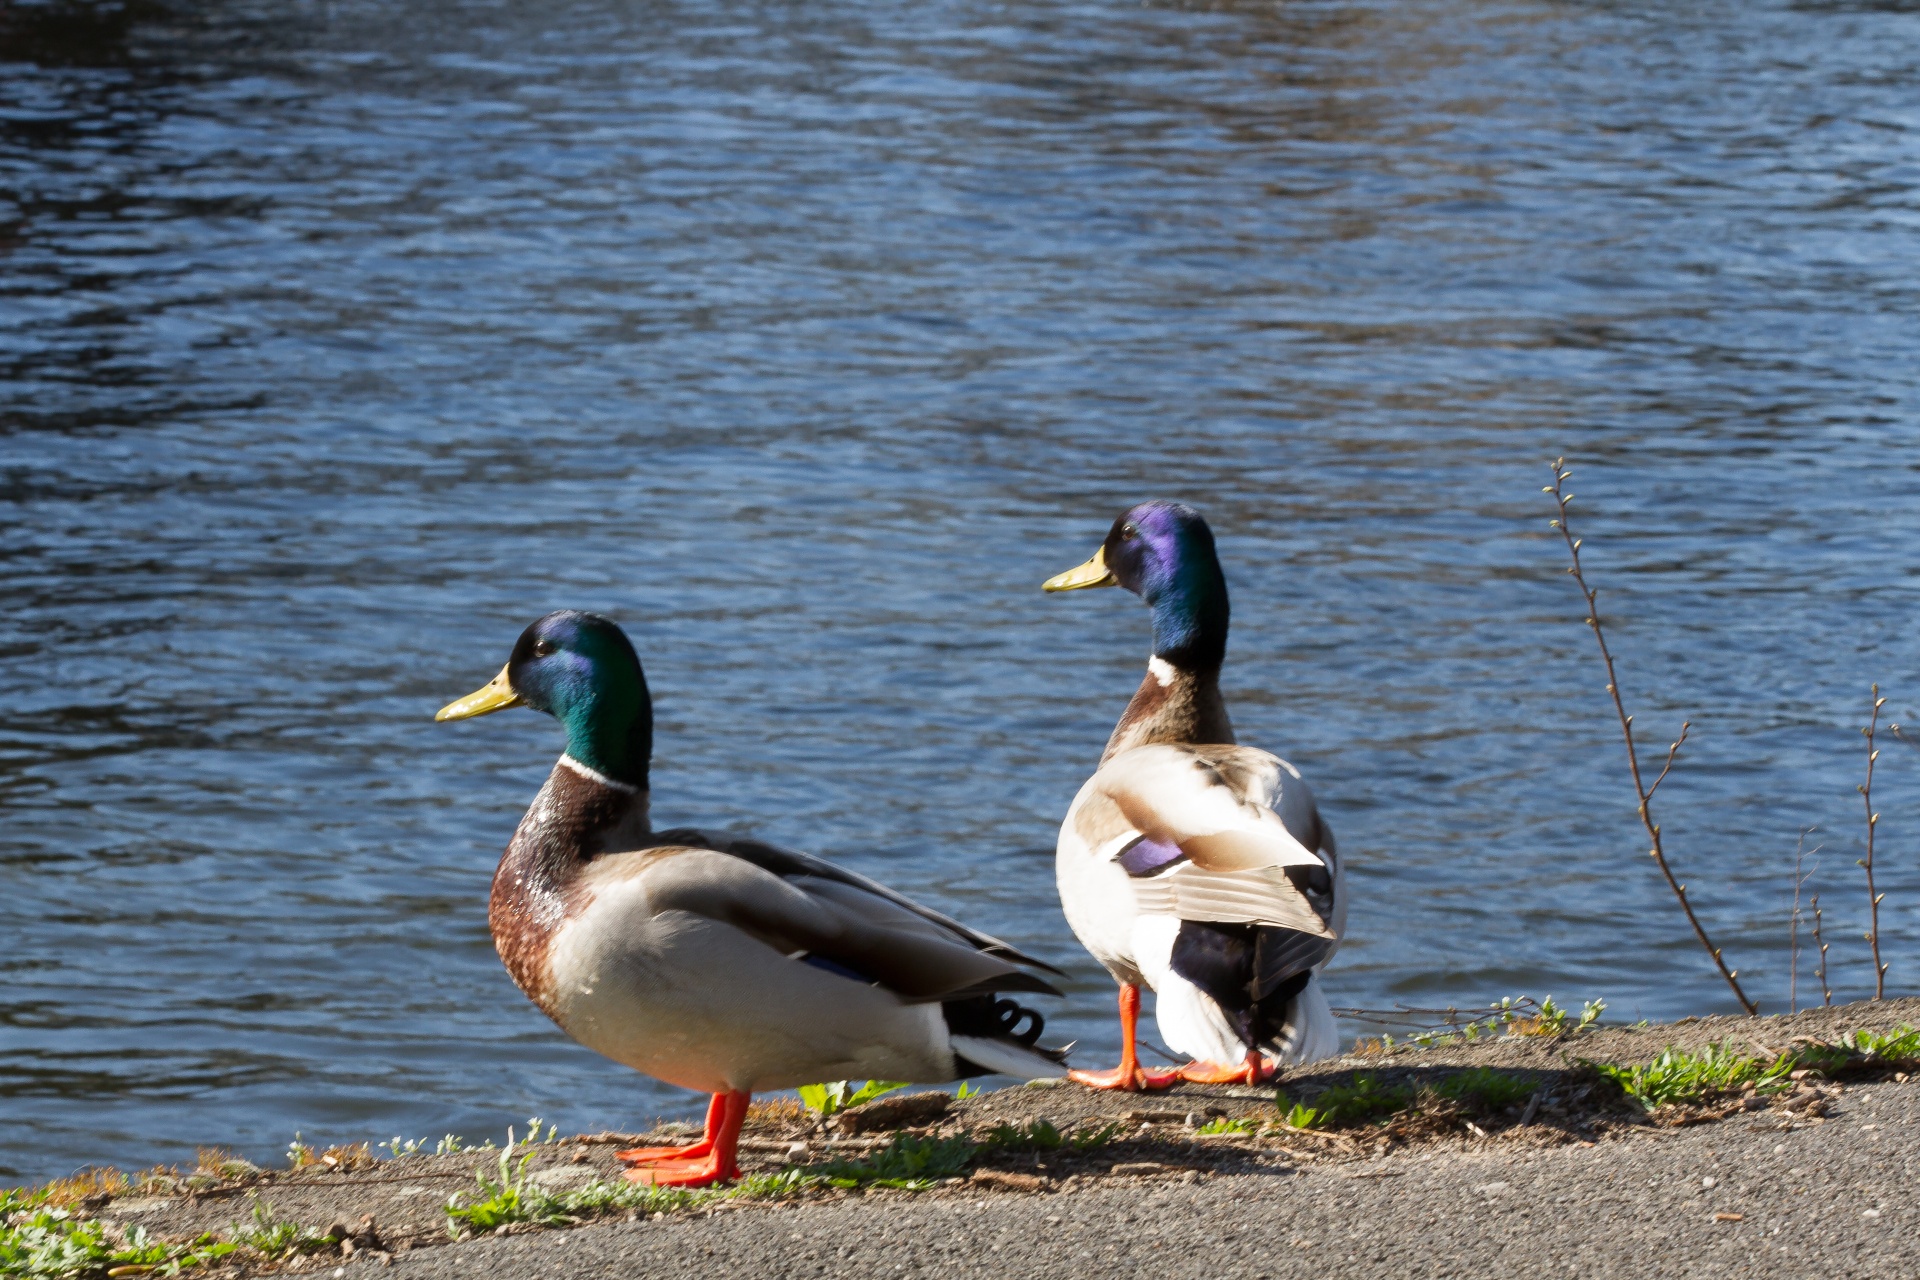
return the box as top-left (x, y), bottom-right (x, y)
top-left (10, 996), bottom-right (1920, 1278)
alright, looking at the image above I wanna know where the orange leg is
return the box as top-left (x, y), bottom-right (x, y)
top-left (1176, 1049), bottom-right (1280, 1086)
top-left (622, 1090), bottom-right (746, 1187)
top-left (616, 1092), bottom-right (725, 1166)
top-left (1068, 984), bottom-right (1181, 1092)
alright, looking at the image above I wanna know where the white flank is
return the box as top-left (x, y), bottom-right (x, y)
top-left (1131, 915), bottom-right (1241, 1064)
top-left (1268, 977), bottom-right (1341, 1065)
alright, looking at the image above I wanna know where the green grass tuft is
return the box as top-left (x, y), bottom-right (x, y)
top-left (814, 1134), bottom-right (976, 1190)
top-left (1600, 1026), bottom-right (1920, 1110)
top-left (1310, 1074), bottom-right (1416, 1127)
top-left (795, 1081), bottom-right (907, 1117)
top-left (444, 1130), bottom-right (989, 1235)
top-left (1834, 1026), bottom-right (1920, 1067)
top-left (229, 1201), bottom-right (332, 1260)
top-left (445, 1148), bottom-right (565, 1235)
top-left (0, 1189), bottom-right (237, 1279)
top-left (1195, 1117), bottom-right (1257, 1136)
top-left (1435, 1069), bottom-right (1539, 1111)
top-left (1594, 1043), bottom-right (1793, 1109)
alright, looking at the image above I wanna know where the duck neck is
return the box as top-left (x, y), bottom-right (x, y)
top-left (1100, 557), bottom-right (1233, 762)
top-left (1147, 551), bottom-right (1229, 673)
top-left (1100, 654), bottom-right (1234, 764)
top-left (557, 686), bottom-right (652, 791)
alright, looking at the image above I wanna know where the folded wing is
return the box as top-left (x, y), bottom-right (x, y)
top-left (1071, 744), bottom-right (1341, 943)
top-left (624, 830), bottom-right (1064, 1004)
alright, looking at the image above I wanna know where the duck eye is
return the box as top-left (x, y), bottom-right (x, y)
top-left (1120, 523), bottom-right (1139, 541)
top-left (533, 639), bottom-right (557, 657)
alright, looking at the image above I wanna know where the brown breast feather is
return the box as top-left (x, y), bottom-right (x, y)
top-left (489, 762), bottom-right (646, 1015)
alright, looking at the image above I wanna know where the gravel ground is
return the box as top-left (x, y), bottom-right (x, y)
top-left (84, 998), bottom-right (1920, 1279)
top-left (361, 1079), bottom-right (1919, 1280)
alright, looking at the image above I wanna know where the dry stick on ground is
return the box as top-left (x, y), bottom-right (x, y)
top-left (1811, 892), bottom-right (1833, 1006)
top-left (1546, 460), bottom-right (1759, 1015)
top-left (1859, 686), bottom-right (1890, 1000)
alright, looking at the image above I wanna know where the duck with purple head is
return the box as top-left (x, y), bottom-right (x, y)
top-left (1043, 502), bottom-right (1345, 1091)
top-left (437, 610), bottom-right (1067, 1184)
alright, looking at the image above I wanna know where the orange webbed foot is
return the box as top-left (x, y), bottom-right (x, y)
top-left (620, 1089), bottom-right (748, 1187)
top-left (620, 1156), bottom-right (741, 1188)
top-left (617, 1092), bottom-right (727, 1166)
top-left (1068, 1064), bottom-right (1182, 1092)
top-left (1174, 1052), bottom-right (1280, 1086)
top-left (615, 1141), bottom-right (713, 1166)
top-left (1071, 984), bottom-right (1183, 1091)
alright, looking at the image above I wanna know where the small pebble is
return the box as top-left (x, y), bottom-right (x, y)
top-left (1701, 1176), bottom-right (1717, 1189)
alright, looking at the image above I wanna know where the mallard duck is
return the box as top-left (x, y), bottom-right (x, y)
top-left (1042, 501), bottom-right (1344, 1091)
top-left (436, 610), bottom-right (1066, 1185)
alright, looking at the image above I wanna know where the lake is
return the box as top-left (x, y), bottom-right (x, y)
top-left (3, 0), bottom-right (1918, 1181)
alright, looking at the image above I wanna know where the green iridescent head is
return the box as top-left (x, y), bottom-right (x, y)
top-left (437, 610), bottom-right (654, 787)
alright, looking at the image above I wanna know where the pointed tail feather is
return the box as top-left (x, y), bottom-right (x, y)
top-left (949, 1035), bottom-right (1068, 1081)
top-left (942, 992), bottom-right (1068, 1079)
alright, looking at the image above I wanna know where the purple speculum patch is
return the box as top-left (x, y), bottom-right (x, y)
top-left (1117, 833), bottom-right (1186, 877)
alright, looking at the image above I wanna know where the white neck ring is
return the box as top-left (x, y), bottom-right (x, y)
top-left (559, 754), bottom-right (640, 793)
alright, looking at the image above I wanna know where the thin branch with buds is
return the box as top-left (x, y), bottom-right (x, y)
top-left (1859, 686), bottom-right (1890, 1000)
top-left (1811, 892), bottom-right (1832, 1007)
top-left (1546, 459), bottom-right (1758, 1015)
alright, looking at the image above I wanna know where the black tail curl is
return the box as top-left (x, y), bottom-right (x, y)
top-left (943, 994), bottom-right (1047, 1045)
top-left (941, 994), bottom-right (1070, 1074)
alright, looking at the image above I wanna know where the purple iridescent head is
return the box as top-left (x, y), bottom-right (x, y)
top-left (1043, 501), bottom-right (1230, 670)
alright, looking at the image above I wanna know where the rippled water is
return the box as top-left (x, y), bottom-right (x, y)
top-left (4, 0), bottom-right (1919, 1181)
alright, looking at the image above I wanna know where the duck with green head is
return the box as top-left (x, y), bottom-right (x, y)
top-left (1043, 501), bottom-right (1345, 1091)
top-left (438, 610), bottom-right (1066, 1185)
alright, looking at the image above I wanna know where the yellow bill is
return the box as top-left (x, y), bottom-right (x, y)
top-left (1042, 545), bottom-right (1118, 592)
top-left (436, 665), bottom-right (524, 721)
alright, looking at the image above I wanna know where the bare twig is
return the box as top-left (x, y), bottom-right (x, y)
top-left (1859, 686), bottom-right (1890, 1000)
top-left (1810, 893), bottom-right (1832, 1007)
top-left (1789, 829), bottom-right (1821, 1014)
top-left (1328, 998), bottom-right (1545, 1036)
top-left (1270, 1126), bottom-right (1362, 1153)
top-left (1647, 729), bottom-right (1687, 800)
top-left (1545, 460), bottom-right (1758, 1015)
